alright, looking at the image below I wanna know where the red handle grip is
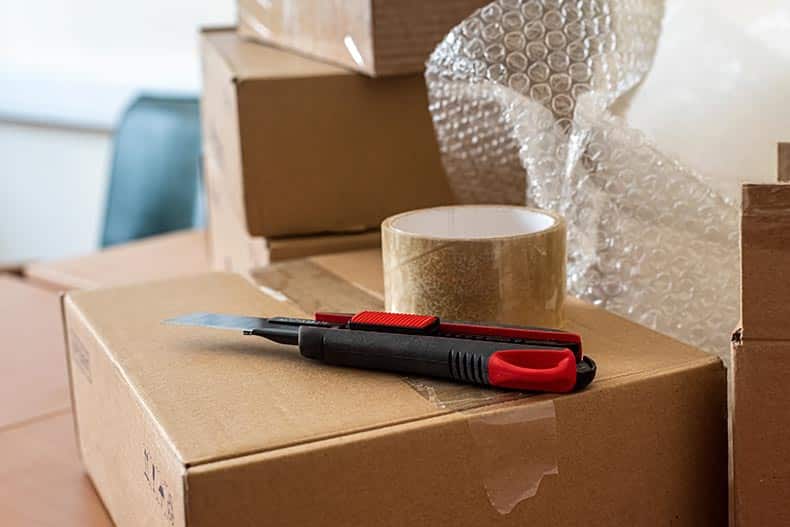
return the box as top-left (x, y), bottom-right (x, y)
top-left (487, 349), bottom-right (578, 393)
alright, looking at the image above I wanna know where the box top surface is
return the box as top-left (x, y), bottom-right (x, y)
top-left (25, 230), bottom-right (210, 291)
top-left (0, 275), bottom-right (70, 427)
top-left (66, 250), bottom-right (719, 467)
top-left (201, 28), bottom-right (348, 81)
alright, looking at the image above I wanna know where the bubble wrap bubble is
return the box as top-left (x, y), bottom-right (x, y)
top-left (426, 0), bottom-right (740, 357)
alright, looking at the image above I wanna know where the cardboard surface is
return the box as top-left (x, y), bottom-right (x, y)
top-left (731, 172), bottom-right (790, 526)
top-left (200, 28), bottom-right (454, 239)
top-left (204, 153), bottom-right (381, 274)
top-left (0, 411), bottom-right (113, 526)
top-left (0, 275), bottom-right (70, 428)
top-left (236, 0), bottom-right (488, 76)
top-left (731, 339), bottom-right (790, 527)
top-left (740, 183), bottom-right (790, 341)
top-left (25, 229), bottom-right (210, 291)
top-left (66, 251), bottom-right (727, 527)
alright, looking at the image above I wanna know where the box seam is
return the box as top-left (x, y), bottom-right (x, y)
top-left (61, 294), bottom-right (83, 462)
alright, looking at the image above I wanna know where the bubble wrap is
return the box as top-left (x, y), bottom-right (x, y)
top-left (426, 0), bottom-right (740, 357)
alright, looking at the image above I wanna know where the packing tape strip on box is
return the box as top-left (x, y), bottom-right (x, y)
top-left (254, 259), bottom-right (560, 515)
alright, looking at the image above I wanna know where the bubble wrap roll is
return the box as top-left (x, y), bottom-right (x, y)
top-left (382, 206), bottom-right (566, 327)
top-left (425, 0), bottom-right (743, 357)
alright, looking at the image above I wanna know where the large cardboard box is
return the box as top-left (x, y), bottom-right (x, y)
top-left (236, 0), bottom-right (488, 76)
top-left (24, 230), bottom-right (210, 291)
top-left (200, 28), bottom-right (454, 239)
top-left (731, 180), bottom-right (790, 526)
top-left (204, 154), bottom-right (381, 274)
top-left (0, 275), bottom-right (70, 428)
top-left (65, 250), bottom-right (727, 527)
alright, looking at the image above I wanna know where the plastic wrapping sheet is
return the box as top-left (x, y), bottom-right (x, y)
top-left (424, 0), bottom-right (790, 356)
top-left (404, 378), bottom-right (560, 514)
top-left (464, 400), bottom-right (559, 514)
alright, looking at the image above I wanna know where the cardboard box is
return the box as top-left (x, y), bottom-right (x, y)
top-left (204, 154), bottom-right (381, 273)
top-left (731, 175), bottom-right (790, 525)
top-left (24, 229), bottom-right (210, 291)
top-left (0, 411), bottom-right (113, 526)
top-left (65, 250), bottom-right (727, 527)
top-left (200, 28), bottom-right (454, 239)
top-left (236, 0), bottom-right (487, 76)
top-left (0, 275), bottom-right (70, 428)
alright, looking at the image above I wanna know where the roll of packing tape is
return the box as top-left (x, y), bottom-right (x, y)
top-left (382, 205), bottom-right (566, 327)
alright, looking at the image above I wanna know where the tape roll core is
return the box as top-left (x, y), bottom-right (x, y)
top-left (382, 205), bottom-right (566, 328)
top-left (389, 206), bottom-right (557, 240)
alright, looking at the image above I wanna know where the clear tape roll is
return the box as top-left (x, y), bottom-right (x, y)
top-left (382, 205), bottom-right (566, 328)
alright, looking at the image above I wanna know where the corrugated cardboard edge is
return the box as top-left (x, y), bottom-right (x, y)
top-left (267, 230), bottom-right (381, 262)
top-left (25, 230), bottom-right (210, 292)
top-left (61, 293), bottom-right (81, 461)
top-left (27, 269), bottom-right (96, 292)
top-left (0, 263), bottom-right (26, 277)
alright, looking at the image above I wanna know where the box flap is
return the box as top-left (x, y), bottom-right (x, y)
top-left (67, 252), bottom-right (719, 468)
top-left (0, 275), bottom-right (70, 427)
top-left (25, 230), bottom-right (210, 291)
top-left (201, 28), bottom-right (346, 81)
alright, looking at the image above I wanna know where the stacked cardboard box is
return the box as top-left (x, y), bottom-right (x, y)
top-left (200, 28), bottom-right (456, 274)
top-left (236, 0), bottom-right (490, 76)
top-left (730, 154), bottom-right (790, 526)
top-left (24, 229), bottom-right (210, 291)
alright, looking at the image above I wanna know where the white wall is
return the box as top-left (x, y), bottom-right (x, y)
top-left (0, 0), bottom-right (235, 263)
top-left (0, 0), bottom-right (236, 128)
top-left (0, 123), bottom-right (110, 262)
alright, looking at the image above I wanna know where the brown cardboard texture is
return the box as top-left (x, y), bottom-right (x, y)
top-left (66, 251), bottom-right (727, 526)
top-left (24, 230), bottom-right (210, 292)
top-left (0, 275), bottom-right (70, 428)
top-left (236, 0), bottom-right (489, 76)
top-left (739, 183), bottom-right (790, 341)
top-left (200, 28), bottom-right (454, 238)
top-left (204, 153), bottom-right (381, 274)
top-left (731, 167), bottom-right (790, 525)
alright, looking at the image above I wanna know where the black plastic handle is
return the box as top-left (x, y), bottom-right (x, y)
top-left (297, 326), bottom-right (586, 392)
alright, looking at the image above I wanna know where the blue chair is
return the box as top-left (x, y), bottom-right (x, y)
top-left (101, 95), bottom-right (204, 247)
